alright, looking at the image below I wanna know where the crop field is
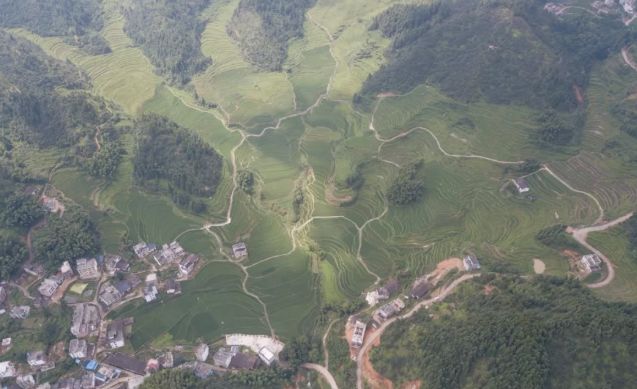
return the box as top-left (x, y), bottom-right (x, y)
top-left (195, 0), bottom-right (295, 129)
top-left (110, 262), bottom-right (269, 349)
top-left (13, 0), bottom-right (637, 352)
top-left (550, 57), bottom-right (637, 218)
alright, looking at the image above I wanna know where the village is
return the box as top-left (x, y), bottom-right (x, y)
top-left (0, 238), bottom-right (286, 389)
top-left (0, 177), bottom-right (611, 388)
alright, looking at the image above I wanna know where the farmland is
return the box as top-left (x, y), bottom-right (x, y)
top-left (6, 0), bottom-right (637, 359)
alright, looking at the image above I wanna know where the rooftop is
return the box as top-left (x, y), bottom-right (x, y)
top-left (103, 353), bottom-right (146, 376)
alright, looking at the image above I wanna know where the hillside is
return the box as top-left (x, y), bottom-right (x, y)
top-left (0, 30), bottom-right (113, 147)
top-left (371, 276), bottom-right (637, 389)
top-left (228, 0), bottom-right (316, 71)
top-left (133, 114), bottom-right (223, 213)
top-left (122, 0), bottom-right (212, 84)
top-left (0, 0), bottom-right (103, 36)
top-left (358, 0), bottom-right (630, 111)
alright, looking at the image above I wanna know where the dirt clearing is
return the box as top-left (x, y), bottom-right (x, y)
top-left (533, 258), bottom-right (546, 274)
top-left (428, 257), bottom-right (463, 284)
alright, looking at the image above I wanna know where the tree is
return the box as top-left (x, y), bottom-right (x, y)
top-left (238, 170), bottom-right (255, 194)
top-left (139, 369), bottom-right (200, 389)
top-left (387, 160), bottom-right (425, 206)
top-left (34, 206), bottom-right (100, 269)
top-left (0, 235), bottom-right (27, 279)
top-left (1, 194), bottom-right (44, 228)
top-left (133, 114), bottom-right (223, 211)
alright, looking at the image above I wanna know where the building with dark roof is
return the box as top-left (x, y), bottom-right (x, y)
top-left (513, 177), bottom-right (530, 193)
top-left (103, 353), bottom-right (146, 376)
top-left (229, 352), bottom-right (259, 370)
top-left (410, 280), bottom-right (432, 299)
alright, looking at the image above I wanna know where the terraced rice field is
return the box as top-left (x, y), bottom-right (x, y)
top-left (15, 0), bottom-right (637, 350)
top-left (12, 0), bottom-right (162, 114)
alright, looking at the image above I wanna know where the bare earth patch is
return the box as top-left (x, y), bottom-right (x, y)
top-left (324, 181), bottom-right (353, 206)
top-left (533, 258), bottom-right (546, 274)
top-left (361, 332), bottom-right (394, 389)
top-left (429, 257), bottom-right (463, 284)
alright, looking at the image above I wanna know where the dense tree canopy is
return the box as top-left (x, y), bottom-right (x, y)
top-left (133, 114), bottom-right (223, 211)
top-left (237, 170), bottom-right (255, 194)
top-left (139, 369), bottom-right (199, 389)
top-left (0, 194), bottom-right (44, 229)
top-left (0, 235), bottom-right (28, 280)
top-left (0, 0), bottom-right (103, 36)
top-left (359, 0), bottom-right (631, 111)
top-left (34, 206), bottom-right (100, 270)
top-left (387, 160), bottom-right (425, 206)
top-left (625, 215), bottom-right (637, 259)
top-left (0, 30), bottom-right (114, 148)
top-left (228, 0), bottom-right (316, 71)
top-left (372, 275), bottom-right (637, 388)
top-left (123, 0), bottom-right (211, 84)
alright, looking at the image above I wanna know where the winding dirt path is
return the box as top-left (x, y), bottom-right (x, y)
top-left (323, 318), bottom-right (338, 369)
top-left (570, 212), bottom-right (633, 288)
top-left (94, 126), bottom-right (102, 151)
top-left (622, 47), bottom-right (637, 72)
top-left (356, 273), bottom-right (480, 389)
top-left (165, 15), bottom-right (390, 341)
top-left (303, 363), bottom-right (339, 389)
top-left (541, 165), bottom-right (604, 224)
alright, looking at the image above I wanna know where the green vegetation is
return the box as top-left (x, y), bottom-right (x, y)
top-left (0, 194), bottom-right (44, 229)
top-left (359, 0), bottom-right (631, 111)
top-left (611, 100), bottom-right (637, 139)
top-left (133, 114), bottom-right (223, 212)
top-left (0, 30), bottom-right (114, 148)
top-left (372, 276), bottom-right (637, 388)
top-left (535, 110), bottom-right (583, 147)
top-left (279, 335), bottom-right (321, 369)
top-left (0, 235), bottom-right (28, 279)
top-left (122, 0), bottom-right (212, 84)
top-left (139, 369), bottom-right (199, 389)
top-left (535, 224), bottom-right (581, 252)
top-left (626, 215), bottom-right (637, 258)
top-left (228, 0), bottom-right (316, 71)
top-left (34, 206), bottom-right (100, 269)
top-left (83, 130), bottom-right (124, 179)
top-left (63, 32), bottom-right (111, 55)
top-left (238, 170), bottom-right (255, 194)
top-left (386, 160), bottom-right (425, 206)
top-left (0, 0), bottom-right (103, 36)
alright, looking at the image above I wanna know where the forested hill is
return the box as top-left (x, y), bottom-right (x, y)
top-left (372, 276), bottom-right (637, 389)
top-left (133, 115), bottom-right (223, 213)
top-left (358, 0), bottom-right (631, 110)
top-left (123, 0), bottom-right (212, 85)
top-left (0, 30), bottom-right (112, 147)
top-left (228, 0), bottom-right (316, 71)
top-left (0, 0), bottom-right (103, 36)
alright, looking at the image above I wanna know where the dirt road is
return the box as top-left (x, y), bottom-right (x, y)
top-left (570, 212), bottom-right (633, 288)
top-left (302, 363), bottom-right (339, 389)
top-left (622, 47), bottom-right (637, 72)
top-left (356, 273), bottom-right (480, 389)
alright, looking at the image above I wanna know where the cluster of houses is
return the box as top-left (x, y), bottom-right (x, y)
top-left (0, 238), bottom-right (200, 388)
top-left (133, 241), bottom-right (200, 277)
